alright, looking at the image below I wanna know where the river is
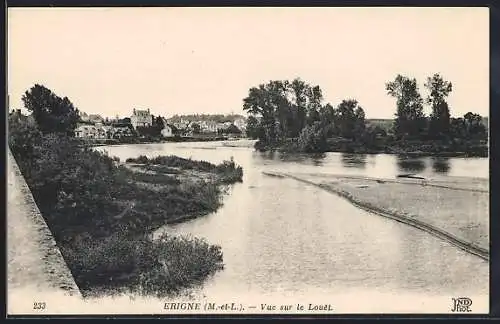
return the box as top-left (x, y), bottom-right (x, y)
top-left (96, 140), bottom-right (489, 313)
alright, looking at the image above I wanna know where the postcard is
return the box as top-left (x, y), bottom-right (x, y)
top-left (7, 6), bottom-right (489, 316)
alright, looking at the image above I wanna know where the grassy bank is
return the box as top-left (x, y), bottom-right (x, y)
top-left (265, 171), bottom-right (489, 258)
top-left (8, 115), bottom-right (244, 298)
top-left (125, 155), bottom-right (244, 184)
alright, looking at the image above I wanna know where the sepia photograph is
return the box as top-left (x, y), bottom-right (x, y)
top-left (7, 7), bottom-right (489, 315)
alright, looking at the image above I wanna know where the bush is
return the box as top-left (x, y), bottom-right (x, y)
top-left (61, 231), bottom-right (224, 298)
top-left (297, 122), bottom-right (328, 153)
top-left (140, 233), bottom-right (224, 297)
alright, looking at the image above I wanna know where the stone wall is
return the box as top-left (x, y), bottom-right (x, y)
top-left (7, 149), bottom-right (81, 297)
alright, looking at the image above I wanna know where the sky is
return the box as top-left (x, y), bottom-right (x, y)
top-left (8, 7), bottom-right (489, 119)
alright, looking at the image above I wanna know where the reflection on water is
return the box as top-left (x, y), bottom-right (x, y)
top-left (275, 152), bottom-right (327, 166)
top-left (432, 157), bottom-right (451, 174)
top-left (341, 153), bottom-right (367, 169)
top-left (96, 142), bottom-right (489, 302)
top-left (396, 155), bottom-right (426, 174)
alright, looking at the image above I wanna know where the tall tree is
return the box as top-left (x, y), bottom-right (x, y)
top-left (424, 73), bottom-right (453, 138)
top-left (290, 78), bottom-right (308, 135)
top-left (22, 84), bottom-right (79, 135)
top-left (335, 99), bottom-right (366, 139)
top-left (386, 75), bottom-right (426, 138)
top-left (243, 84), bottom-right (278, 144)
top-left (243, 79), bottom-right (328, 145)
top-left (306, 85), bottom-right (323, 125)
top-left (463, 112), bottom-right (487, 139)
top-left (245, 115), bottom-right (262, 139)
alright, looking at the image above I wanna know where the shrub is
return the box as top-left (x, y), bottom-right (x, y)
top-left (61, 231), bottom-right (224, 298)
top-left (297, 122), bottom-right (328, 153)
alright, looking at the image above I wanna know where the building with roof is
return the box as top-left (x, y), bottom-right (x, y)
top-left (131, 108), bottom-right (153, 129)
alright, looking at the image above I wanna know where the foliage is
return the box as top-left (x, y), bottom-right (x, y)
top-left (61, 230), bottom-right (223, 298)
top-left (386, 75), bottom-right (426, 138)
top-left (245, 115), bottom-right (264, 139)
top-left (297, 121), bottom-right (328, 153)
top-left (242, 75), bottom-right (487, 156)
top-left (424, 73), bottom-right (453, 138)
top-left (8, 112), bottom-right (43, 170)
top-left (243, 78), bottom-right (331, 144)
top-left (223, 124), bottom-right (242, 134)
top-left (333, 99), bottom-right (366, 139)
top-left (243, 79), bottom-right (367, 152)
top-left (119, 117), bottom-right (132, 124)
top-left (463, 112), bottom-right (488, 140)
top-left (22, 84), bottom-right (79, 135)
top-left (125, 155), bottom-right (244, 184)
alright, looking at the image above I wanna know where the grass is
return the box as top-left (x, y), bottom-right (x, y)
top-left (140, 164), bottom-right (181, 175)
top-left (126, 155), bottom-right (244, 184)
top-left (121, 168), bottom-right (181, 186)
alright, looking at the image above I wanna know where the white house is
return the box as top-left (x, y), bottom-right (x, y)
top-left (75, 124), bottom-right (99, 139)
top-left (131, 108), bottom-right (153, 129)
top-left (174, 119), bottom-right (190, 130)
top-left (200, 120), bottom-right (217, 133)
top-left (112, 125), bottom-right (133, 138)
top-left (234, 118), bottom-right (247, 132)
top-left (161, 125), bottom-right (175, 138)
top-left (216, 122), bottom-right (226, 132)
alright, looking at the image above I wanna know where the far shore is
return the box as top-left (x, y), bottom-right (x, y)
top-left (86, 138), bottom-right (488, 158)
top-left (84, 136), bottom-right (248, 147)
top-left (264, 171), bottom-right (489, 260)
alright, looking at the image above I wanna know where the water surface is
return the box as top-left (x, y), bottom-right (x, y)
top-left (96, 141), bottom-right (489, 306)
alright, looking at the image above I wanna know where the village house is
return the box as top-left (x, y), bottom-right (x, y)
top-left (234, 117), bottom-right (247, 132)
top-left (173, 119), bottom-right (190, 130)
top-left (216, 121), bottom-right (233, 132)
top-left (200, 120), bottom-right (218, 133)
top-left (74, 124), bottom-right (100, 139)
top-left (74, 122), bottom-right (133, 140)
top-left (161, 124), bottom-right (175, 138)
top-left (112, 125), bottom-right (134, 138)
top-left (160, 117), bottom-right (175, 138)
top-left (131, 108), bottom-right (153, 129)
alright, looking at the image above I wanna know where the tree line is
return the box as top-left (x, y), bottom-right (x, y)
top-left (386, 73), bottom-right (487, 141)
top-left (243, 75), bottom-right (487, 154)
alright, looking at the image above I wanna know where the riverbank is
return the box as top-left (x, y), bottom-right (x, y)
top-left (8, 119), bottom-right (245, 298)
top-left (255, 138), bottom-right (488, 158)
top-left (65, 154), bottom-right (243, 298)
top-left (264, 171), bottom-right (489, 260)
top-left (85, 135), bottom-right (249, 147)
